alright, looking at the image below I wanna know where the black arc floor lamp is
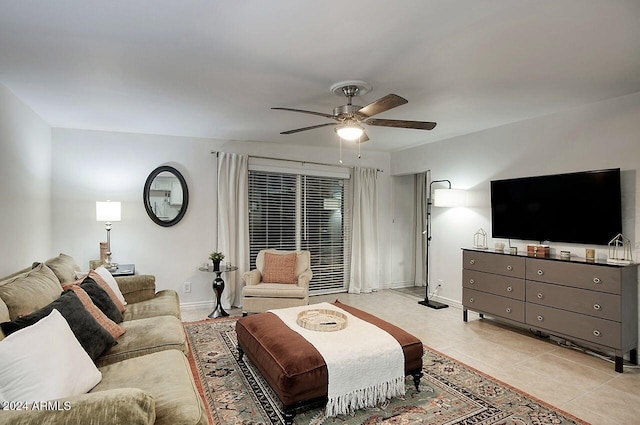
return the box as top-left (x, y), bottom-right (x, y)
top-left (418, 179), bottom-right (466, 309)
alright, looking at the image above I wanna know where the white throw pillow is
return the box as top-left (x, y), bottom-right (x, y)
top-left (0, 309), bottom-right (102, 402)
top-left (92, 266), bottom-right (127, 306)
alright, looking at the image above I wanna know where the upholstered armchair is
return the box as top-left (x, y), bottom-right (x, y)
top-left (242, 249), bottom-right (312, 314)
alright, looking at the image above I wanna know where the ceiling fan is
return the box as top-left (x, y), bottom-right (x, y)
top-left (272, 80), bottom-right (436, 143)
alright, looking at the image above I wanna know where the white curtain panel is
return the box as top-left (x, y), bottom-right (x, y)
top-left (348, 167), bottom-right (379, 294)
top-left (413, 171), bottom-right (428, 286)
top-left (217, 152), bottom-right (250, 308)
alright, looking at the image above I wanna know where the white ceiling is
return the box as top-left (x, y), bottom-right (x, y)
top-left (1, 0), bottom-right (639, 152)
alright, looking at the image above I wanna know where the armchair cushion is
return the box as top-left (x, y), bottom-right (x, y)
top-left (242, 283), bottom-right (307, 299)
top-left (262, 252), bottom-right (297, 284)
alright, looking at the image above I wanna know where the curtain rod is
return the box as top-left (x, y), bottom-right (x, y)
top-left (210, 151), bottom-right (382, 172)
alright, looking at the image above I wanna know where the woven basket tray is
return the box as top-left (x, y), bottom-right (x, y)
top-left (296, 309), bottom-right (348, 332)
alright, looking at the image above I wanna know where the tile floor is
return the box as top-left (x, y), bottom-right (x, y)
top-left (181, 289), bottom-right (640, 425)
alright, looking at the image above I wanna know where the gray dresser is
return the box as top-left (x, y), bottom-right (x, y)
top-left (462, 248), bottom-right (638, 372)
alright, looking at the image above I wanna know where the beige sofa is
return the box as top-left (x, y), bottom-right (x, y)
top-left (0, 254), bottom-right (206, 425)
top-left (242, 249), bottom-right (312, 314)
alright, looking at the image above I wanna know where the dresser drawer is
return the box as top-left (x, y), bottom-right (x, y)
top-left (526, 258), bottom-right (621, 294)
top-left (463, 288), bottom-right (525, 322)
top-left (463, 250), bottom-right (525, 279)
top-left (526, 281), bottom-right (621, 321)
top-left (463, 270), bottom-right (525, 300)
top-left (526, 304), bottom-right (621, 349)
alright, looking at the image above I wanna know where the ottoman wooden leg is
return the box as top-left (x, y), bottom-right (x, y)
top-left (237, 344), bottom-right (244, 362)
top-left (283, 408), bottom-right (295, 425)
top-left (412, 371), bottom-right (423, 391)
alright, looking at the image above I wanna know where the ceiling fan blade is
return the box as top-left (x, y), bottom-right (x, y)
top-left (280, 122), bottom-right (336, 134)
top-left (365, 118), bottom-right (437, 130)
top-left (357, 94), bottom-right (408, 118)
top-left (272, 107), bottom-right (335, 119)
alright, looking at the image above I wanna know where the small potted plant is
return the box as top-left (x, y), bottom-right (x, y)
top-left (209, 251), bottom-right (225, 271)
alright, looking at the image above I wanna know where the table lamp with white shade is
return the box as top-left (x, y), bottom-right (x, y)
top-left (96, 201), bottom-right (121, 269)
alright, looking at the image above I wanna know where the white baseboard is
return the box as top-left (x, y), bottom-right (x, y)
top-left (388, 281), bottom-right (421, 289)
top-left (180, 300), bottom-right (215, 310)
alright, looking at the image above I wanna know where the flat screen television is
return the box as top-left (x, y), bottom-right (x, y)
top-left (490, 168), bottom-right (622, 245)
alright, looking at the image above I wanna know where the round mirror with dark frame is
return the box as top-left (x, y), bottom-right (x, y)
top-left (143, 165), bottom-right (189, 227)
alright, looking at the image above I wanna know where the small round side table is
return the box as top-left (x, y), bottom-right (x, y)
top-left (198, 265), bottom-right (238, 318)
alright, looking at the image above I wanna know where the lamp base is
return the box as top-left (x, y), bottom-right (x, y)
top-left (418, 299), bottom-right (449, 309)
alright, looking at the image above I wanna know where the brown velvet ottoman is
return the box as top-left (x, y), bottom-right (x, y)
top-left (236, 300), bottom-right (424, 424)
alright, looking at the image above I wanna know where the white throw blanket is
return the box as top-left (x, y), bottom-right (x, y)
top-left (269, 303), bottom-right (405, 417)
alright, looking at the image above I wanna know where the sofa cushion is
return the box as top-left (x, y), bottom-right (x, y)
top-left (92, 350), bottom-right (208, 425)
top-left (0, 299), bottom-right (9, 325)
top-left (96, 315), bottom-right (188, 367)
top-left (43, 253), bottom-right (82, 284)
top-left (0, 309), bottom-right (102, 402)
top-left (0, 263), bottom-right (63, 320)
top-left (76, 278), bottom-right (124, 324)
top-left (262, 252), bottom-right (297, 284)
top-left (122, 290), bottom-right (181, 321)
top-left (65, 285), bottom-right (125, 340)
top-left (0, 290), bottom-right (116, 360)
top-left (0, 388), bottom-right (156, 425)
top-left (92, 266), bottom-right (128, 307)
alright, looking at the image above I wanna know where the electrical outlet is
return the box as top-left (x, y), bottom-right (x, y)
top-left (183, 282), bottom-right (191, 293)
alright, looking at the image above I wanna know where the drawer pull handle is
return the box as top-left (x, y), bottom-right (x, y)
top-left (537, 293), bottom-right (544, 299)
top-left (506, 308), bottom-right (512, 313)
top-left (593, 277), bottom-right (601, 284)
top-left (506, 265), bottom-right (513, 271)
top-left (507, 286), bottom-right (513, 292)
top-left (469, 279), bottom-right (475, 284)
top-left (537, 315), bottom-right (543, 322)
top-left (593, 330), bottom-right (601, 337)
top-left (470, 259), bottom-right (476, 265)
top-left (469, 298), bottom-right (474, 303)
top-left (593, 304), bottom-right (601, 311)
top-left (537, 269), bottom-right (544, 276)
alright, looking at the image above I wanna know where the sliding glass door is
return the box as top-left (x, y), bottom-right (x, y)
top-left (248, 171), bottom-right (351, 294)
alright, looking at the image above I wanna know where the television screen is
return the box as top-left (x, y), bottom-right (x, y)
top-left (491, 169), bottom-right (622, 245)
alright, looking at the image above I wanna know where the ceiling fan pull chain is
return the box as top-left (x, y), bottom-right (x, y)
top-left (358, 135), bottom-right (361, 159)
top-left (339, 136), bottom-right (343, 164)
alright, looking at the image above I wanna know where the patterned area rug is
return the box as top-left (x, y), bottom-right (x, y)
top-left (185, 317), bottom-right (589, 425)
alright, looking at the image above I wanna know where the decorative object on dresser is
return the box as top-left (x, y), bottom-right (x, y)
top-left (95, 200), bottom-right (121, 270)
top-left (607, 233), bottom-right (633, 265)
top-left (462, 248), bottom-right (638, 373)
top-left (473, 228), bottom-right (488, 249)
top-left (418, 178), bottom-right (466, 310)
top-left (527, 244), bottom-right (550, 257)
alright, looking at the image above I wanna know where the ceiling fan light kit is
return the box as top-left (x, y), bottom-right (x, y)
top-left (272, 80), bottom-right (437, 145)
top-left (335, 120), bottom-right (364, 141)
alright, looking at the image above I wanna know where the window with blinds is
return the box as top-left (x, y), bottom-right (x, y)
top-left (248, 171), bottom-right (351, 294)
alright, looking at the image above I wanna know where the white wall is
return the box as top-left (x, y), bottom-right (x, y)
top-left (390, 174), bottom-right (417, 288)
top-left (51, 129), bottom-right (392, 307)
top-left (0, 84), bottom-right (52, 276)
top-left (390, 92), bottom-right (640, 306)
